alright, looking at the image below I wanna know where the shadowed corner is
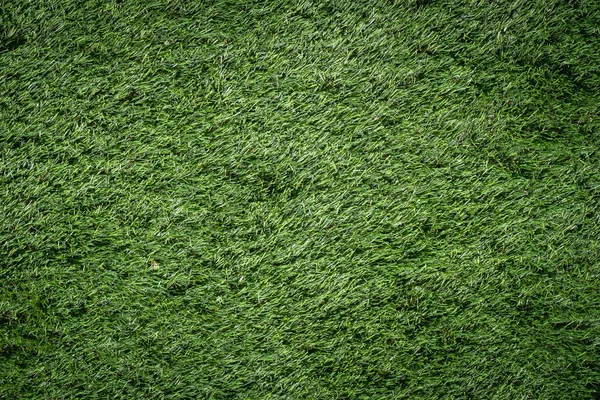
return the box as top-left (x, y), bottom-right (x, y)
top-left (586, 381), bottom-right (600, 400)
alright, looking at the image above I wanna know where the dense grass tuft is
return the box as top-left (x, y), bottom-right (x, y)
top-left (1, 0), bottom-right (599, 398)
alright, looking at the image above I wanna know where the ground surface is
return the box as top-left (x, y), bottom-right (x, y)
top-left (1, 0), bottom-right (600, 398)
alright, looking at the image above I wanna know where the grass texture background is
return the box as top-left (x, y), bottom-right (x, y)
top-left (1, 0), bottom-right (600, 398)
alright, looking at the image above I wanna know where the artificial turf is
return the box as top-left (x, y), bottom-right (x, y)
top-left (1, 0), bottom-right (600, 398)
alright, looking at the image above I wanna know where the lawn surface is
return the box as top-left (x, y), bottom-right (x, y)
top-left (1, 0), bottom-right (600, 398)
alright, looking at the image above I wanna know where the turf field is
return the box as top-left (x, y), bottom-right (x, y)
top-left (1, 0), bottom-right (599, 398)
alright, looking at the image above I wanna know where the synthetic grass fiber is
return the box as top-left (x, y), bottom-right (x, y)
top-left (1, 0), bottom-right (600, 398)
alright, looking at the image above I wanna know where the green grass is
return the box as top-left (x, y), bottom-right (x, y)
top-left (1, 0), bottom-right (600, 398)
